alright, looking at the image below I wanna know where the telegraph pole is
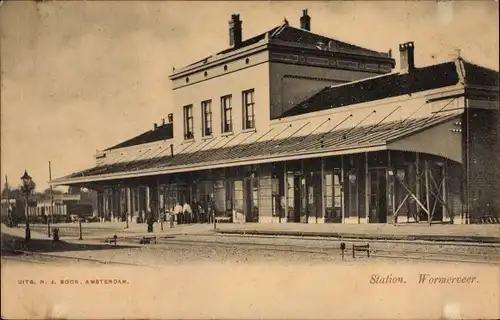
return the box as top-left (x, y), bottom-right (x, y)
top-left (5, 175), bottom-right (9, 223)
top-left (48, 161), bottom-right (54, 237)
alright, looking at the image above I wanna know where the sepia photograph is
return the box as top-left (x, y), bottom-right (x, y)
top-left (1, 0), bottom-right (499, 319)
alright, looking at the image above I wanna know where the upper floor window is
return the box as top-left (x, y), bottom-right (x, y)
top-left (183, 104), bottom-right (194, 140)
top-left (221, 95), bottom-right (232, 133)
top-left (201, 100), bottom-right (212, 137)
top-left (242, 89), bottom-right (255, 130)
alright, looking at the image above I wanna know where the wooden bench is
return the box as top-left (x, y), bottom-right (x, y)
top-left (105, 235), bottom-right (118, 245)
top-left (140, 236), bottom-right (157, 244)
top-left (215, 216), bottom-right (232, 223)
top-left (352, 244), bottom-right (370, 258)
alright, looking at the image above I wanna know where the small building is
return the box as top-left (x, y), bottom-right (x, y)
top-left (36, 193), bottom-right (93, 218)
top-left (51, 11), bottom-right (499, 225)
top-left (1, 198), bottom-right (37, 222)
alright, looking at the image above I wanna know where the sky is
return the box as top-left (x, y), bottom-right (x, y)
top-left (1, 0), bottom-right (498, 192)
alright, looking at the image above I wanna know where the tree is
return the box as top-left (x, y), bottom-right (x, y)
top-left (35, 188), bottom-right (63, 201)
top-left (1, 181), bottom-right (20, 199)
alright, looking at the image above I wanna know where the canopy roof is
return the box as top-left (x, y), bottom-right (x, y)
top-left (52, 113), bottom-right (461, 186)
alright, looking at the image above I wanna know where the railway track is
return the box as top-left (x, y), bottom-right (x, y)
top-left (121, 236), bottom-right (500, 265)
top-left (3, 236), bottom-right (498, 266)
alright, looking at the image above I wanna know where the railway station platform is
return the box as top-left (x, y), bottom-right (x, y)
top-left (215, 223), bottom-right (500, 244)
top-left (3, 222), bottom-right (500, 244)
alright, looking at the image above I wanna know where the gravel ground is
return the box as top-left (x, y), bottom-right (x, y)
top-left (3, 232), bottom-right (499, 267)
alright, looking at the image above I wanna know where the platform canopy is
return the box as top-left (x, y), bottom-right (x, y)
top-left (52, 113), bottom-right (462, 186)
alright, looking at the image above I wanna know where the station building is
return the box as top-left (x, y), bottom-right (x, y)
top-left (52, 11), bottom-right (499, 225)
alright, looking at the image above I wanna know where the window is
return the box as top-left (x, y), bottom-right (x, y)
top-left (221, 95), bottom-right (232, 133)
top-left (242, 89), bottom-right (255, 130)
top-left (201, 100), bottom-right (212, 137)
top-left (183, 105), bottom-right (194, 140)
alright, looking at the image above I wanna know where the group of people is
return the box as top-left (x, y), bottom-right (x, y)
top-left (165, 198), bottom-right (216, 225)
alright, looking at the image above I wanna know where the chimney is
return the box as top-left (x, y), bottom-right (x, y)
top-left (153, 123), bottom-right (158, 131)
top-left (300, 9), bottom-right (311, 31)
top-left (399, 41), bottom-right (415, 72)
top-left (162, 118), bottom-right (166, 126)
top-left (229, 14), bottom-right (242, 48)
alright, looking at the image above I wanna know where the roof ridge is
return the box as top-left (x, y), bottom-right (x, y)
top-left (282, 24), bottom-right (387, 56)
top-left (329, 59), bottom-right (464, 90)
top-left (270, 22), bottom-right (288, 38)
top-left (329, 71), bottom-right (400, 89)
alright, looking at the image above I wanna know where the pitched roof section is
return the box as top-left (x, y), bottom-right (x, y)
top-left (283, 59), bottom-right (499, 118)
top-left (271, 25), bottom-right (385, 56)
top-left (282, 61), bottom-right (464, 118)
top-left (180, 24), bottom-right (391, 71)
top-left (461, 60), bottom-right (499, 87)
top-left (54, 113), bottom-right (457, 185)
top-left (219, 25), bottom-right (386, 57)
top-left (104, 123), bottom-right (174, 151)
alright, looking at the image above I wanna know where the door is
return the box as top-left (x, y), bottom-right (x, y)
top-left (291, 175), bottom-right (309, 223)
top-left (369, 169), bottom-right (388, 223)
top-left (299, 175), bottom-right (308, 223)
top-left (324, 171), bottom-right (342, 223)
top-left (244, 178), bottom-right (259, 222)
top-left (293, 175), bottom-right (301, 222)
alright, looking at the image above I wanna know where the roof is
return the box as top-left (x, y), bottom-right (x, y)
top-left (282, 59), bottom-right (499, 118)
top-left (53, 113), bottom-right (458, 185)
top-left (104, 123), bottom-right (174, 151)
top-left (181, 24), bottom-right (392, 71)
top-left (217, 26), bottom-right (279, 55)
top-left (220, 24), bottom-right (386, 56)
top-left (461, 60), bottom-right (499, 87)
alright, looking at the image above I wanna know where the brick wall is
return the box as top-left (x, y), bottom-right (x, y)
top-left (467, 109), bottom-right (500, 220)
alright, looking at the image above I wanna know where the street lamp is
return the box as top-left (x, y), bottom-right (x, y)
top-left (20, 170), bottom-right (35, 241)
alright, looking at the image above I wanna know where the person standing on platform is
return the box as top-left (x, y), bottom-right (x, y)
top-left (169, 209), bottom-right (175, 228)
top-left (183, 201), bottom-right (192, 224)
top-left (196, 202), bottom-right (204, 223)
top-left (207, 197), bottom-right (214, 224)
top-left (174, 202), bottom-right (183, 225)
top-left (191, 202), bottom-right (198, 223)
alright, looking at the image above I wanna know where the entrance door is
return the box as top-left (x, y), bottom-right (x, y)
top-left (300, 176), bottom-right (308, 223)
top-left (291, 175), bottom-right (309, 223)
top-left (369, 169), bottom-right (387, 223)
top-left (292, 175), bottom-right (301, 222)
top-left (244, 178), bottom-right (259, 222)
top-left (324, 171), bottom-right (342, 223)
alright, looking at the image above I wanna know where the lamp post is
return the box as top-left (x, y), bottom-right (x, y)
top-left (20, 170), bottom-right (34, 241)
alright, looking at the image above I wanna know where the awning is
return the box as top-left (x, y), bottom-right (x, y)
top-left (52, 113), bottom-right (461, 186)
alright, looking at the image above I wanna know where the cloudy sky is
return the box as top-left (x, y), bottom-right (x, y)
top-left (1, 1), bottom-right (498, 191)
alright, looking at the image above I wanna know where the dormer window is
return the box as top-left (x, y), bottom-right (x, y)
top-left (183, 104), bottom-right (194, 140)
